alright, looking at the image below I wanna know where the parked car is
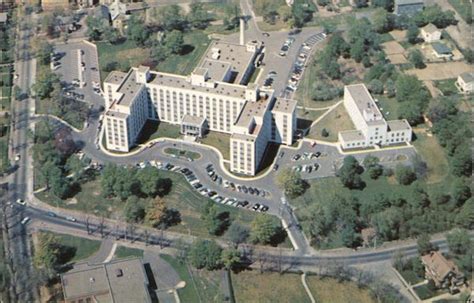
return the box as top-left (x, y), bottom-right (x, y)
top-left (66, 216), bottom-right (77, 222)
top-left (21, 217), bottom-right (30, 225)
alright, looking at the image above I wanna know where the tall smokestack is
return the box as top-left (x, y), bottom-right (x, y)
top-left (240, 18), bottom-right (245, 46)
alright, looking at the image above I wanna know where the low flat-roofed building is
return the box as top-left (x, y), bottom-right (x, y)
top-left (421, 23), bottom-right (441, 42)
top-left (61, 258), bottom-right (152, 303)
top-left (181, 114), bottom-right (207, 137)
top-left (394, 0), bottom-right (424, 15)
top-left (432, 42), bottom-right (453, 58)
top-left (0, 12), bottom-right (7, 24)
top-left (456, 72), bottom-right (474, 94)
top-left (339, 84), bottom-right (412, 150)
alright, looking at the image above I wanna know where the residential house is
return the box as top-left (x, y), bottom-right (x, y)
top-left (61, 258), bottom-right (152, 303)
top-left (421, 23), bottom-right (441, 42)
top-left (421, 251), bottom-right (465, 293)
top-left (394, 0), bottom-right (424, 15)
top-left (455, 72), bottom-right (474, 94)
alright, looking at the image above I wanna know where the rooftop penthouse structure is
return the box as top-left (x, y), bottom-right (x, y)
top-left (103, 34), bottom-right (296, 176)
top-left (338, 84), bottom-right (412, 149)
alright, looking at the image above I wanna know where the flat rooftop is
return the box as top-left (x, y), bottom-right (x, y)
top-left (105, 71), bottom-right (127, 85)
top-left (234, 92), bottom-right (273, 131)
top-left (148, 71), bottom-right (247, 99)
top-left (182, 114), bottom-right (205, 126)
top-left (61, 258), bottom-right (151, 303)
top-left (197, 40), bottom-right (256, 84)
top-left (200, 59), bottom-right (231, 82)
top-left (387, 119), bottom-right (411, 131)
top-left (345, 84), bottom-right (385, 125)
top-left (272, 98), bottom-right (297, 114)
top-left (339, 129), bottom-right (366, 142)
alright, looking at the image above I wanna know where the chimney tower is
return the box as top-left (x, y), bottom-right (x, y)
top-left (240, 18), bottom-right (245, 45)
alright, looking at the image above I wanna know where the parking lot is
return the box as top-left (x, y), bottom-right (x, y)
top-left (53, 41), bottom-right (104, 108)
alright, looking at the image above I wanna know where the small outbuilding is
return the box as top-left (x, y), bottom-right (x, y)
top-left (180, 115), bottom-right (207, 138)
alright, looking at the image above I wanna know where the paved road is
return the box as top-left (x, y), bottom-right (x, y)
top-left (4, 15), bottom-right (39, 302)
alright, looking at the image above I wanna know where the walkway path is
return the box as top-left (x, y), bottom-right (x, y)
top-left (301, 272), bottom-right (316, 303)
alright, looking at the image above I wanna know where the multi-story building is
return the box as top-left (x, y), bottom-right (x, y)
top-left (103, 38), bottom-right (297, 176)
top-left (338, 84), bottom-right (412, 149)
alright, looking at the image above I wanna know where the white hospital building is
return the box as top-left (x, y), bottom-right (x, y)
top-left (338, 84), bottom-right (412, 149)
top-left (103, 37), bottom-right (296, 176)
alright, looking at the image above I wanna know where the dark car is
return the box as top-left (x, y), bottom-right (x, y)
top-left (252, 203), bottom-right (260, 211)
top-left (248, 187), bottom-right (255, 195)
top-left (262, 32), bottom-right (270, 37)
top-left (260, 205), bottom-right (269, 212)
top-left (46, 211), bottom-right (56, 217)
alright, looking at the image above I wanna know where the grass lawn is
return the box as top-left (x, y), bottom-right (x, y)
top-left (297, 108), bottom-right (326, 131)
top-left (433, 78), bottom-right (458, 96)
top-left (136, 120), bottom-right (181, 145)
top-left (232, 270), bottom-right (311, 303)
top-left (376, 95), bottom-right (400, 121)
top-left (412, 129), bottom-right (449, 184)
top-left (414, 284), bottom-right (444, 300)
top-left (160, 254), bottom-right (224, 302)
top-left (114, 246), bottom-right (144, 259)
top-left (307, 103), bottom-right (354, 142)
top-left (0, 136), bottom-right (9, 173)
top-left (155, 31), bottom-right (210, 76)
top-left (37, 170), bottom-right (286, 246)
top-left (399, 269), bottom-right (424, 285)
top-left (200, 131), bottom-right (230, 160)
top-left (97, 40), bottom-right (149, 81)
top-left (164, 147), bottom-right (201, 160)
top-left (248, 67), bottom-right (261, 83)
top-left (306, 276), bottom-right (375, 303)
top-left (41, 231), bottom-right (101, 262)
top-left (448, 0), bottom-right (473, 23)
top-left (257, 20), bottom-right (290, 32)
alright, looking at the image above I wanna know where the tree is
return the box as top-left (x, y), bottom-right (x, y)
top-left (221, 248), bottom-right (241, 270)
top-left (145, 196), bottom-right (167, 227)
top-left (101, 164), bottom-right (137, 199)
top-left (321, 128), bottom-right (329, 137)
top-left (36, 41), bottom-right (54, 65)
top-left (451, 178), bottom-right (471, 206)
top-left (350, 39), bottom-right (365, 63)
top-left (406, 25), bottom-right (419, 44)
top-left (417, 233), bottom-right (434, 255)
top-left (226, 222), bottom-right (249, 246)
top-left (123, 196), bottom-right (146, 223)
top-left (189, 240), bottom-right (222, 270)
top-left (164, 30), bottom-right (184, 55)
top-left (201, 201), bottom-right (230, 235)
top-left (154, 4), bottom-right (185, 31)
top-left (127, 15), bottom-right (150, 46)
top-left (368, 79), bottom-right (384, 94)
top-left (455, 198), bottom-right (474, 229)
top-left (385, 78), bottom-right (396, 97)
top-left (276, 168), bottom-right (306, 198)
top-left (32, 69), bottom-right (59, 99)
top-left (462, 48), bottom-right (474, 64)
top-left (136, 166), bottom-right (162, 197)
top-left (187, 3), bottom-right (209, 29)
top-left (372, 8), bottom-right (391, 33)
top-left (446, 228), bottom-right (471, 255)
top-left (103, 27), bottom-right (121, 44)
top-left (337, 156), bottom-right (364, 189)
top-left (451, 144), bottom-right (472, 177)
top-left (395, 165), bottom-right (417, 185)
top-left (408, 49), bottom-right (425, 68)
top-left (151, 43), bottom-right (169, 63)
top-left (250, 215), bottom-right (282, 245)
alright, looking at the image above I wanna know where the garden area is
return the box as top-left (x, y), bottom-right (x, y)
top-left (433, 78), bottom-right (458, 96)
top-left (37, 231), bottom-right (101, 263)
top-left (135, 120), bottom-right (181, 144)
top-left (163, 147), bottom-right (201, 160)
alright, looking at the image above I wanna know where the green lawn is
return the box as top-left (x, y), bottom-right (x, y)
top-left (114, 246), bottom-right (144, 259)
top-left (306, 276), bottom-right (375, 303)
top-left (136, 120), bottom-right (181, 145)
top-left (200, 131), bottom-right (230, 160)
top-left (434, 79), bottom-right (458, 96)
top-left (412, 129), bottom-right (449, 184)
top-left (164, 147), bottom-right (201, 160)
top-left (448, 0), bottom-right (473, 23)
top-left (37, 170), bottom-right (286, 246)
top-left (41, 231), bottom-right (101, 262)
top-left (155, 31), bottom-right (210, 76)
top-left (0, 137), bottom-right (9, 173)
top-left (307, 103), bottom-right (354, 142)
top-left (414, 284), bottom-right (444, 300)
top-left (376, 95), bottom-right (400, 121)
top-left (399, 269), bottom-right (424, 285)
top-left (160, 254), bottom-right (224, 302)
top-left (97, 39), bottom-right (149, 81)
top-left (232, 271), bottom-right (311, 303)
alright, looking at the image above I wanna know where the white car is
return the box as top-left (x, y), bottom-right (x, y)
top-left (16, 199), bottom-right (26, 205)
top-left (21, 217), bottom-right (30, 225)
top-left (15, 153), bottom-right (20, 161)
top-left (66, 216), bottom-right (77, 222)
